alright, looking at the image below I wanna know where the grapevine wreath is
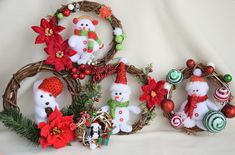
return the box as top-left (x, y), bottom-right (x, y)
top-left (89, 58), bottom-right (167, 135)
top-left (161, 59), bottom-right (235, 134)
top-left (31, 0), bottom-right (124, 80)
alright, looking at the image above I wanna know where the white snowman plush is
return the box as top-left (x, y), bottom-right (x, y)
top-left (68, 15), bottom-right (104, 65)
top-left (177, 69), bottom-right (218, 130)
top-left (33, 76), bottom-right (63, 124)
top-left (102, 58), bottom-right (141, 134)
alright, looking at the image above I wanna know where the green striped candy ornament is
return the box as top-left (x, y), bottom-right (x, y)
top-left (203, 111), bottom-right (227, 133)
top-left (166, 69), bottom-right (183, 85)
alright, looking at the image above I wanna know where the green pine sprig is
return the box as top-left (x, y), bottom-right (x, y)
top-left (0, 108), bottom-right (40, 145)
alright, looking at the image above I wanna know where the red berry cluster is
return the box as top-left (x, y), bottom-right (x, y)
top-left (71, 64), bottom-right (93, 79)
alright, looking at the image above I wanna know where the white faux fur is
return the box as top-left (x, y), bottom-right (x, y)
top-left (119, 57), bottom-right (128, 64)
top-left (33, 80), bottom-right (60, 124)
top-left (68, 18), bottom-right (101, 65)
top-left (177, 80), bottom-right (218, 130)
top-left (101, 82), bottom-right (141, 134)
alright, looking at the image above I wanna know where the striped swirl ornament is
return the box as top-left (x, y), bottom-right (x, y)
top-left (170, 115), bottom-right (183, 128)
top-left (166, 69), bottom-right (183, 85)
top-left (214, 87), bottom-right (230, 103)
top-left (203, 111), bottom-right (227, 133)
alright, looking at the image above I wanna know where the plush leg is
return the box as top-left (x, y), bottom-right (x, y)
top-left (120, 123), bottom-right (132, 133)
top-left (70, 54), bottom-right (80, 63)
top-left (183, 118), bottom-right (196, 128)
top-left (196, 120), bottom-right (207, 130)
top-left (90, 142), bottom-right (97, 150)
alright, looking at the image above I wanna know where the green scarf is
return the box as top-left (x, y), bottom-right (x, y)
top-left (107, 99), bottom-right (129, 118)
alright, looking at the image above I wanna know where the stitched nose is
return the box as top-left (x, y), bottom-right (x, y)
top-left (115, 96), bottom-right (119, 99)
top-left (45, 102), bottom-right (50, 105)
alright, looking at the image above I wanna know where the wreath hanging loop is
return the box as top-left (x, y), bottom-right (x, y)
top-left (2, 61), bottom-right (81, 111)
top-left (161, 59), bottom-right (234, 134)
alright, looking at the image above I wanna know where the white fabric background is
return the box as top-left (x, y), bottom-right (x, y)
top-left (0, 0), bottom-right (234, 155)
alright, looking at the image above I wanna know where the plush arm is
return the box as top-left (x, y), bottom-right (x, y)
top-left (206, 99), bottom-right (219, 111)
top-left (101, 105), bottom-right (110, 113)
top-left (128, 105), bottom-right (141, 114)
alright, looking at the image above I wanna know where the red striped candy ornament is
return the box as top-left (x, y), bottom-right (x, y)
top-left (214, 87), bottom-right (230, 103)
top-left (170, 115), bottom-right (183, 128)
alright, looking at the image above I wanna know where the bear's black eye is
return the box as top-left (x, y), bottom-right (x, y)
top-left (119, 92), bottom-right (122, 95)
top-left (81, 24), bottom-right (84, 26)
top-left (115, 93), bottom-right (118, 95)
top-left (49, 94), bottom-right (52, 97)
top-left (40, 95), bottom-right (43, 98)
top-left (86, 24), bottom-right (88, 26)
top-left (196, 90), bottom-right (199, 92)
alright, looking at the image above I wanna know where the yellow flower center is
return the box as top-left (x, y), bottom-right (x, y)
top-left (50, 127), bottom-right (63, 135)
top-left (151, 91), bottom-right (156, 97)
top-left (45, 28), bottom-right (53, 36)
top-left (56, 51), bottom-right (64, 58)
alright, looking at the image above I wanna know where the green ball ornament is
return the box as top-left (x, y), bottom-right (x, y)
top-left (115, 36), bottom-right (123, 43)
top-left (166, 69), bottom-right (183, 85)
top-left (92, 112), bottom-right (96, 116)
top-left (57, 13), bottom-right (64, 20)
top-left (116, 44), bottom-right (123, 50)
top-left (203, 111), bottom-right (227, 133)
top-left (223, 74), bottom-right (232, 83)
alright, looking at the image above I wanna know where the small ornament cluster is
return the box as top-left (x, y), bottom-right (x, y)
top-left (70, 64), bottom-right (94, 79)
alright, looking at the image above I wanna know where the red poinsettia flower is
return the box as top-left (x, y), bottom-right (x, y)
top-left (32, 17), bottom-right (64, 44)
top-left (139, 78), bottom-right (168, 109)
top-left (44, 40), bottom-right (75, 72)
top-left (38, 107), bottom-right (75, 149)
top-left (99, 6), bottom-right (112, 19)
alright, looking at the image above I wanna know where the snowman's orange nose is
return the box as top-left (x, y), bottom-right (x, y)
top-left (115, 96), bottom-right (120, 99)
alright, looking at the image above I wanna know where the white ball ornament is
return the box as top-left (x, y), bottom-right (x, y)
top-left (207, 62), bottom-right (215, 69)
top-left (68, 4), bottom-right (75, 10)
top-left (113, 27), bottom-right (123, 36)
top-left (193, 68), bottom-right (202, 76)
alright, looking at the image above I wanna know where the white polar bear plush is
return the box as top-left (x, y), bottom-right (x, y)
top-left (33, 76), bottom-right (63, 124)
top-left (89, 122), bottom-right (101, 150)
top-left (177, 69), bottom-right (218, 130)
top-left (102, 58), bottom-right (141, 134)
top-left (68, 16), bottom-right (104, 65)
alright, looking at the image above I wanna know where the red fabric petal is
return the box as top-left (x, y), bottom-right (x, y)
top-left (32, 26), bottom-right (44, 34)
top-left (40, 124), bottom-right (51, 137)
top-left (39, 137), bottom-right (51, 148)
top-left (35, 35), bottom-right (45, 44)
top-left (54, 26), bottom-right (65, 32)
top-left (41, 18), bottom-right (49, 28)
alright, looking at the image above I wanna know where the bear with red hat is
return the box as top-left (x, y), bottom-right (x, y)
top-left (68, 15), bottom-right (104, 65)
top-left (102, 58), bottom-right (141, 134)
top-left (176, 68), bottom-right (218, 129)
top-left (33, 76), bottom-right (64, 124)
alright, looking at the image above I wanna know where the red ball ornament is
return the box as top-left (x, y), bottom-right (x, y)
top-left (84, 69), bottom-right (91, 75)
top-left (63, 9), bottom-right (70, 17)
top-left (186, 59), bottom-right (196, 69)
top-left (161, 99), bottom-right (175, 113)
top-left (78, 73), bottom-right (85, 79)
top-left (205, 66), bottom-right (214, 74)
top-left (71, 68), bottom-right (78, 73)
top-left (72, 73), bottom-right (79, 79)
top-left (222, 104), bottom-right (235, 118)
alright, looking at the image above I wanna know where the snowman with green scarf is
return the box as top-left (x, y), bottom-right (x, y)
top-left (68, 15), bottom-right (104, 65)
top-left (102, 58), bottom-right (141, 134)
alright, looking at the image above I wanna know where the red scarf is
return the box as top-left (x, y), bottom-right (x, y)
top-left (184, 95), bottom-right (208, 119)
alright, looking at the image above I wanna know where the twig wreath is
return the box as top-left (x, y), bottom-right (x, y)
top-left (32, 0), bottom-right (124, 79)
top-left (0, 61), bottom-right (111, 149)
top-left (90, 61), bottom-right (167, 135)
top-left (161, 59), bottom-right (235, 134)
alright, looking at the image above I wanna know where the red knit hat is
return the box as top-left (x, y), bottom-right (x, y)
top-left (115, 58), bottom-right (128, 85)
top-left (38, 77), bottom-right (63, 97)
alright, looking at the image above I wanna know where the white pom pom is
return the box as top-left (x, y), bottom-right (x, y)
top-left (68, 4), bottom-right (75, 10)
top-left (120, 57), bottom-right (128, 64)
top-left (207, 62), bottom-right (215, 69)
top-left (193, 68), bottom-right (202, 76)
top-left (113, 27), bottom-right (123, 36)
